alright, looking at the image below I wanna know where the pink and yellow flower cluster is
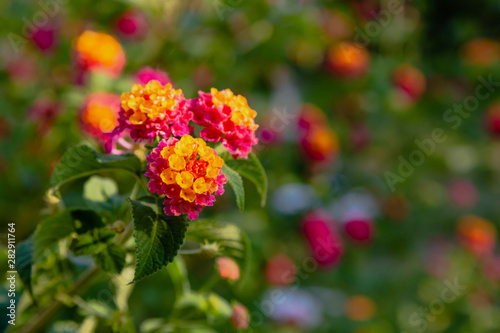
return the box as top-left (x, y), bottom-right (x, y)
top-left (190, 88), bottom-right (259, 158)
top-left (145, 135), bottom-right (227, 219)
top-left (117, 80), bottom-right (192, 141)
top-left (77, 62), bottom-right (259, 218)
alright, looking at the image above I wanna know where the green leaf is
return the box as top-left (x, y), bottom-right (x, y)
top-left (70, 228), bottom-right (115, 256)
top-left (50, 145), bottom-right (142, 189)
top-left (83, 176), bottom-right (119, 202)
top-left (33, 210), bottom-right (75, 261)
top-left (17, 236), bottom-right (34, 300)
top-left (71, 209), bottom-right (106, 234)
top-left (69, 227), bottom-right (125, 274)
top-left (221, 164), bottom-right (245, 211)
top-left (94, 243), bottom-right (126, 274)
top-left (185, 220), bottom-right (250, 278)
top-left (130, 198), bottom-right (189, 283)
top-left (222, 152), bottom-right (268, 206)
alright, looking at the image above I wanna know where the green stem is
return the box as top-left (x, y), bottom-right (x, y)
top-left (198, 273), bottom-right (220, 293)
top-left (18, 266), bottom-right (99, 333)
top-left (178, 247), bottom-right (202, 255)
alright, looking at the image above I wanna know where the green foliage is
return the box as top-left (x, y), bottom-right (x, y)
top-left (221, 164), bottom-right (245, 211)
top-left (50, 145), bottom-right (142, 189)
top-left (83, 175), bottom-right (119, 202)
top-left (130, 198), bottom-right (189, 283)
top-left (171, 292), bottom-right (232, 324)
top-left (17, 236), bottom-right (34, 299)
top-left (222, 152), bottom-right (268, 206)
top-left (94, 243), bottom-right (126, 274)
top-left (186, 220), bottom-right (250, 278)
top-left (70, 227), bottom-right (125, 273)
top-left (33, 210), bottom-right (77, 261)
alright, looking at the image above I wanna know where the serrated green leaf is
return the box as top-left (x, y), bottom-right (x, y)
top-left (94, 243), bottom-right (126, 274)
top-left (222, 152), bottom-right (268, 207)
top-left (221, 164), bottom-right (245, 211)
top-left (185, 220), bottom-right (250, 278)
top-left (17, 236), bottom-right (34, 300)
top-left (130, 198), bottom-right (189, 283)
top-left (50, 145), bottom-right (141, 189)
top-left (33, 210), bottom-right (75, 261)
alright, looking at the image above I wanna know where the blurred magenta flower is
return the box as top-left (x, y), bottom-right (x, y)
top-left (31, 25), bottom-right (57, 52)
top-left (343, 217), bottom-right (374, 243)
top-left (302, 211), bottom-right (343, 268)
top-left (135, 67), bottom-right (171, 86)
top-left (115, 9), bottom-right (148, 40)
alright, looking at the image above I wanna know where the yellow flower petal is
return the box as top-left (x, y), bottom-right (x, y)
top-left (176, 171), bottom-right (194, 189)
top-left (168, 154), bottom-right (186, 171)
top-left (160, 169), bottom-right (177, 185)
top-left (180, 188), bottom-right (196, 202)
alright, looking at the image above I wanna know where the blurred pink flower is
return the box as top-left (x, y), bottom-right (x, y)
top-left (265, 254), bottom-right (296, 286)
top-left (135, 67), bottom-right (171, 86)
top-left (216, 257), bottom-right (240, 281)
top-left (115, 9), bottom-right (148, 40)
top-left (302, 211), bottom-right (343, 268)
top-left (230, 303), bottom-right (249, 329)
top-left (448, 178), bottom-right (479, 209)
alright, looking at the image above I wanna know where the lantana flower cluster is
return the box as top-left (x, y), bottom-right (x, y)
top-left (190, 88), bottom-right (259, 158)
top-left (116, 80), bottom-right (192, 141)
top-left (78, 62), bottom-right (259, 219)
top-left (145, 135), bottom-right (227, 219)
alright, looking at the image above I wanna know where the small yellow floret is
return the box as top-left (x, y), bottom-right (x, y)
top-left (176, 171), bottom-right (194, 189)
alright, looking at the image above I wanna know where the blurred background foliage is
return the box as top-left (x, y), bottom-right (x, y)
top-left (1, 0), bottom-right (500, 332)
